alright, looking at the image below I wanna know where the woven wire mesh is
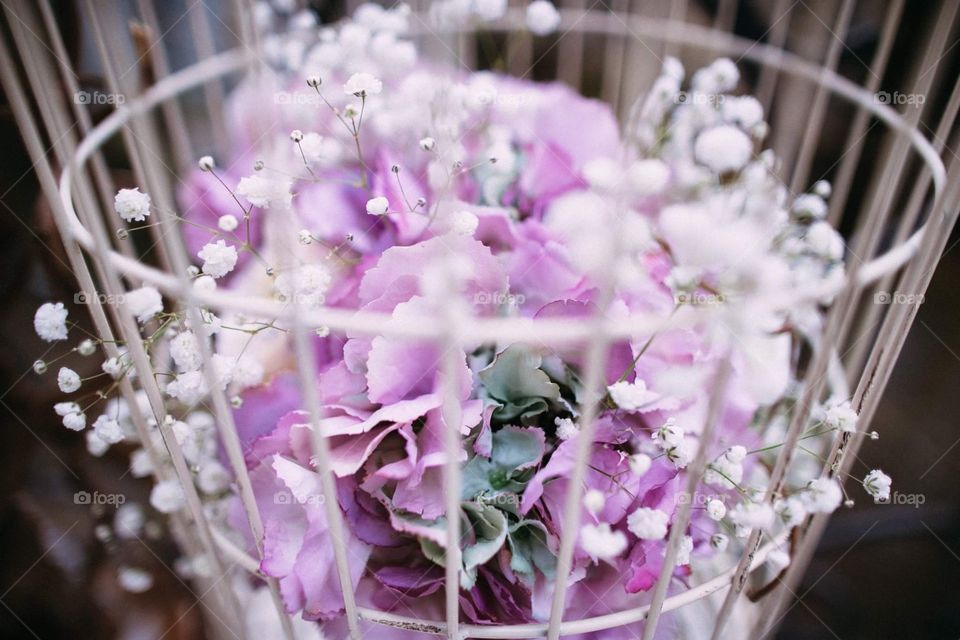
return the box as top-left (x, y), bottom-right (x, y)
top-left (2, 0), bottom-right (960, 638)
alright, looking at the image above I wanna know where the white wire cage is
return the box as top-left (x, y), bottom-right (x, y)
top-left (3, 0), bottom-right (960, 639)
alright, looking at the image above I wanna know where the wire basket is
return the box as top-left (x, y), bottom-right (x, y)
top-left (3, 0), bottom-right (960, 638)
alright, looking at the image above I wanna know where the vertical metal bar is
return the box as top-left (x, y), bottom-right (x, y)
top-left (825, 0), bottom-right (904, 226)
top-left (642, 359), bottom-right (733, 640)
top-left (185, 0), bottom-right (232, 155)
top-left (754, 0), bottom-right (793, 114)
top-left (291, 319), bottom-right (363, 639)
top-left (135, 0), bottom-right (196, 172)
top-left (788, 0), bottom-right (855, 193)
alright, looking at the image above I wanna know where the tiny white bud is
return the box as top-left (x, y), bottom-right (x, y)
top-left (290, 129), bottom-right (304, 142)
top-left (198, 156), bottom-right (215, 171)
top-left (306, 75), bottom-right (321, 88)
top-left (217, 214), bottom-right (239, 232)
top-left (583, 489), bottom-right (605, 515)
top-left (419, 136), bottom-right (436, 151)
top-left (298, 229), bottom-right (313, 244)
top-left (77, 339), bottom-right (97, 356)
top-left (366, 196), bottom-right (389, 216)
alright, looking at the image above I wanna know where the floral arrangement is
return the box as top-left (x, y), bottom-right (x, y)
top-left (34, 3), bottom-right (893, 637)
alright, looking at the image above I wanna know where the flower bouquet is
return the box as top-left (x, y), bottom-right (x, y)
top-left (35, 3), bottom-right (893, 638)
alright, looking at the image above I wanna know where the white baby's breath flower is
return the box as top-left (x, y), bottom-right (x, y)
top-left (93, 414), bottom-right (124, 444)
top-left (609, 380), bottom-right (659, 412)
top-left (665, 439), bottom-right (695, 469)
top-left (863, 469), bottom-right (891, 502)
top-left (652, 417), bottom-right (683, 449)
top-left (792, 193), bottom-right (827, 219)
top-left (113, 504), bottom-right (144, 539)
top-left (448, 210), bottom-right (478, 236)
top-left (118, 566), bottom-right (154, 593)
top-left (629, 453), bottom-right (652, 476)
top-left (729, 501), bottom-right (775, 530)
top-left (474, 0), bottom-right (507, 21)
top-left (102, 357), bottom-right (123, 379)
top-left (166, 370), bottom-right (208, 405)
top-left (170, 331), bottom-right (202, 372)
top-left (583, 489), bottom-right (605, 515)
top-left (125, 286), bottom-right (163, 323)
top-left (580, 523), bottom-right (627, 560)
top-left (722, 95), bottom-right (764, 129)
top-left (218, 214), bottom-right (239, 232)
top-left (197, 460), bottom-right (231, 495)
top-left (150, 480), bottom-right (185, 514)
top-left (193, 275), bottom-right (217, 293)
top-left (130, 448), bottom-right (153, 478)
top-left (627, 507), bottom-right (669, 540)
top-left (343, 72), bottom-right (382, 96)
top-left (705, 446), bottom-right (747, 488)
top-left (274, 264), bottom-right (331, 308)
top-left (198, 240), bottom-right (238, 279)
top-left (672, 535), bottom-right (694, 565)
top-left (706, 499), bottom-right (726, 521)
top-left (54, 401), bottom-right (79, 417)
top-left (198, 155), bottom-right (215, 171)
top-left (802, 477), bottom-right (843, 514)
top-left (86, 430), bottom-right (110, 457)
top-left (57, 367), bottom-right (81, 393)
top-left (628, 159), bottom-right (670, 196)
top-left (114, 188), bottom-right (151, 222)
top-left (34, 302), bottom-right (68, 342)
top-left (824, 399), bottom-right (858, 433)
top-left (419, 136), bottom-right (436, 151)
top-left (237, 174), bottom-right (291, 208)
top-left (694, 124), bottom-right (753, 174)
top-left (554, 416), bottom-right (579, 440)
top-left (62, 409), bottom-right (86, 432)
top-left (526, 0), bottom-right (560, 35)
top-left (298, 132), bottom-right (341, 166)
top-left (366, 196), bottom-right (389, 215)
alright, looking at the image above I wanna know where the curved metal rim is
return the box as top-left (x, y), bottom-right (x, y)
top-left (58, 11), bottom-right (945, 345)
top-left (212, 524), bottom-right (790, 638)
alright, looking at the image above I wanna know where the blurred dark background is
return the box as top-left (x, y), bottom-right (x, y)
top-left (0, 1), bottom-right (957, 638)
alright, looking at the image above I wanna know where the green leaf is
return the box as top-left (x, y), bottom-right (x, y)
top-left (491, 426), bottom-right (545, 473)
top-left (507, 520), bottom-right (558, 584)
top-left (479, 345), bottom-right (561, 404)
